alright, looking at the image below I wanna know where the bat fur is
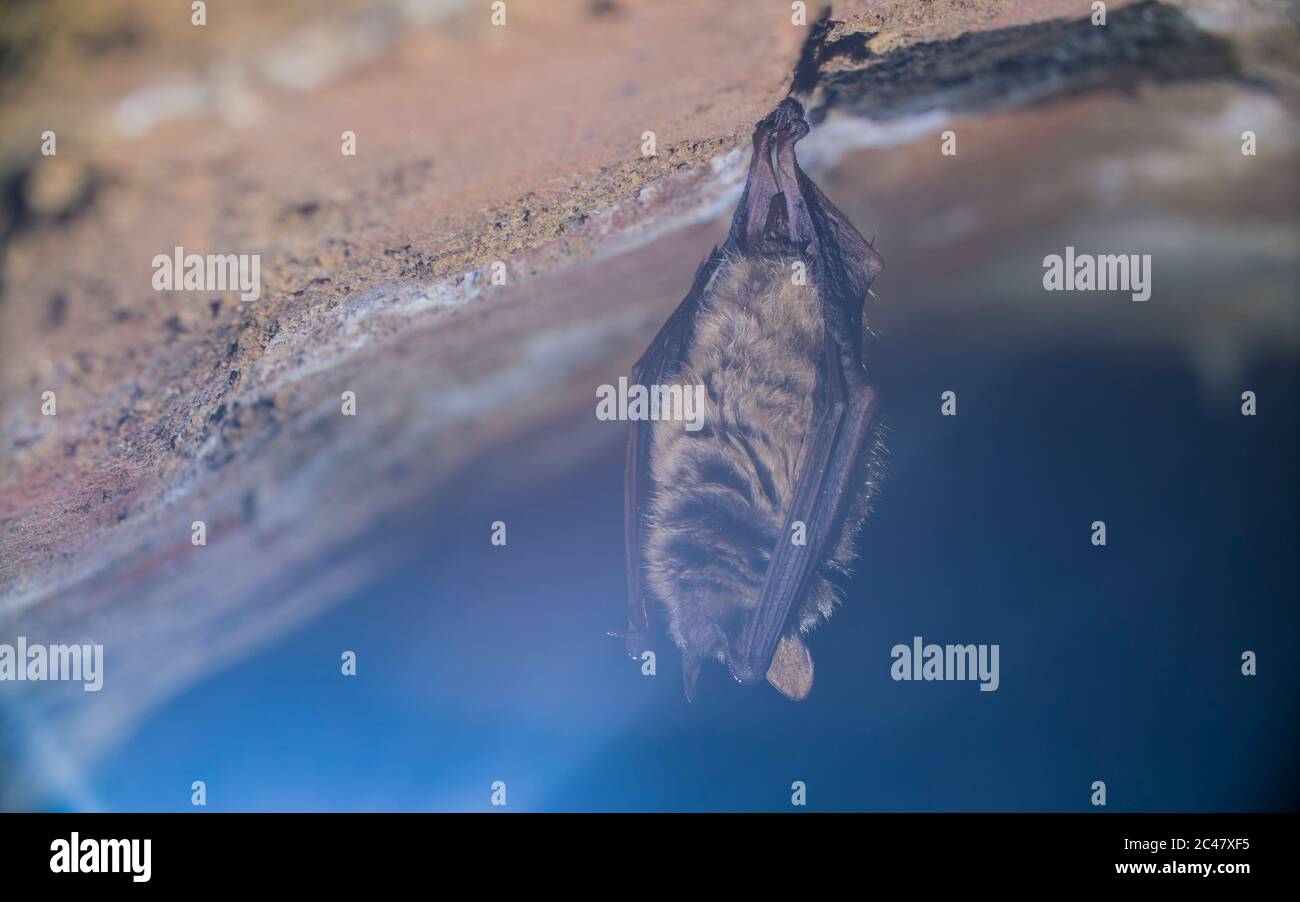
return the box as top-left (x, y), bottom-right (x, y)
top-left (619, 96), bottom-right (885, 701)
top-left (645, 256), bottom-right (882, 650)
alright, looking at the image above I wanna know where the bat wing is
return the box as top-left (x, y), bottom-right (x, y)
top-left (722, 98), bottom-right (884, 698)
top-left (728, 329), bottom-right (879, 696)
top-left (618, 248), bottom-right (725, 662)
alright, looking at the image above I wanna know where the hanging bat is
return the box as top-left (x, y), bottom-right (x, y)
top-left (615, 97), bottom-right (885, 702)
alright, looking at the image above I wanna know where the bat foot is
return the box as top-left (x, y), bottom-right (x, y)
top-left (760, 97), bottom-right (808, 139)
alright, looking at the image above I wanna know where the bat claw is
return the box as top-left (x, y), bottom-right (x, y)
top-left (727, 662), bottom-right (763, 686)
top-left (761, 97), bottom-right (808, 137)
top-left (607, 627), bottom-right (654, 660)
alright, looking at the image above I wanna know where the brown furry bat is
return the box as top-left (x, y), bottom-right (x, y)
top-left (616, 97), bottom-right (884, 702)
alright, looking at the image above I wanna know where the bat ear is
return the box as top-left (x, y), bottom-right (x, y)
top-left (766, 634), bottom-right (814, 701)
top-left (682, 653), bottom-right (705, 703)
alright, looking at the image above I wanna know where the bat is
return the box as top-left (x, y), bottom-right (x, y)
top-left (615, 97), bottom-right (885, 702)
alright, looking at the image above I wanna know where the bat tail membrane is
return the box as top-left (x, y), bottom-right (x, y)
top-left (726, 97), bottom-right (811, 256)
top-left (729, 97), bottom-right (883, 311)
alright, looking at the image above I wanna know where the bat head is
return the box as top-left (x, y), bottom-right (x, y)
top-left (679, 612), bottom-right (815, 702)
top-left (678, 613), bottom-right (727, 702)
top-left (722, 632), bottom-right (815, 702)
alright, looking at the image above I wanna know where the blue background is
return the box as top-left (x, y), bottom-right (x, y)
top-left (72, 329), bottom-right (1299, 812)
